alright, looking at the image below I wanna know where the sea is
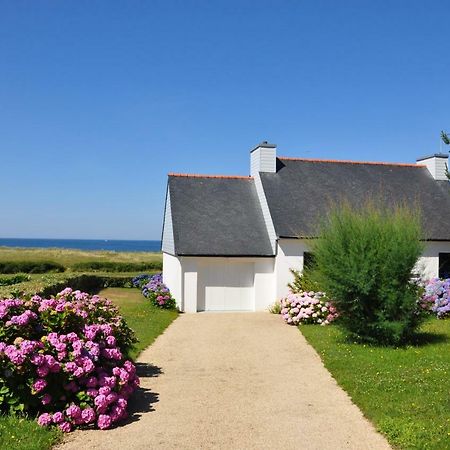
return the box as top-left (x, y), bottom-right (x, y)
top-left (0, 238), bottom-right (162, 253)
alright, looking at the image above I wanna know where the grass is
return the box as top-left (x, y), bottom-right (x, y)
top-left (99, 287), bottom-right (178, 360)
top-left (301, 319), bottom-right (450, 450)
top-left (0, 247), bottom-right (162, 268)
top-left (1, 287), bottom-right (177, 450)
top-left (0, 415), bottom-right (60, 450)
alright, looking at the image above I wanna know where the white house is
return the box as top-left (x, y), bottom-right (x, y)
top-left (161, 142), bottom-right (450, 313)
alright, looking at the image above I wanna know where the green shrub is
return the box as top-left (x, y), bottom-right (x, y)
top-left (288, 268), bottom-right (321, 293)
top-left (71, 261), bottom-right (162, 272)
top-left (0, 274), bottom-right (30, 286)
top-left (0, 261), bottom-right (65, 274)
top-left (310, 202), bottom-right (424, 345)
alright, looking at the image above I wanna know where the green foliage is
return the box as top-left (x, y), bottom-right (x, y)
top-left (268, 300), bottom-right (282, 314)
top-left (71, 261), bottom-right (162, 272)
top-left (301, 319), bottom-right (450, 449)
top-left (0, 261), bottom-right (65, 274)
top-left (0, 414), bottom-right (60, 450)
top-left (0, 274), bottom-right (30, 287)
top-left (310, 202), bottom-right (424, 345)
top-left (0, 273), bottom-right (141, 299)
top-left (288, 268), bottom-right (320, 293)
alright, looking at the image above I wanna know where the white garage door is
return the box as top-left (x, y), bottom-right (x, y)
top-left (198, 260), bottom-right (255, 311)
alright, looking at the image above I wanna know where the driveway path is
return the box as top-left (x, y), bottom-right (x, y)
top-left (60, 313), bottom-right (390, 450)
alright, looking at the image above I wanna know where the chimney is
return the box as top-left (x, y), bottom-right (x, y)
top-left (416, 153), bottom-right (449, 180)
top-left (250, 141), bottom-right (277, 176)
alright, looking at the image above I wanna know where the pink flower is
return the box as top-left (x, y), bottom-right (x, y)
top-left (36, 365), bottom-right (49, 377)
top-left (52, 411), bottom-right (64, 423)
top-left (94, 394), bottom-right (108, 409)
top-left (33, 378), bottom-right (47, 393)
top-left (86, 376), bottom-right (98, 388)
top-left (59, 421), bottom-right (72, 433)
top-left (66, 404), bottom-right (82, 419)
top-left (97, 414), bottom-right (112, 430)
top-left (37, 413), bottom-right (52, 427)
top-left (41, 393), bottom-right (52, 405)
top-left (81, 407), bottom-right (96, 424)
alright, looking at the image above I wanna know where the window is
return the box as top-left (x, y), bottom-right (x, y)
top-left (303, 252), bottom-right (315, 269)
top-left (439, 253), bottom-right (450, 279)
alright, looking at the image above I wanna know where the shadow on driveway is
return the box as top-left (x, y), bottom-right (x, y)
top-left (123, 362), bottom-right (163, 425)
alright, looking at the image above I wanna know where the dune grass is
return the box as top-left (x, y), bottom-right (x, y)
top-left (301, 319), bottom-right (450, 450)
top-left (0, 247), bottom-right (162, 268)
top-left (1, 287), bottom-right (177, 450)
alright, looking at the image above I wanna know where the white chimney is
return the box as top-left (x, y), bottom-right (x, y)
top-left (416, 153), bottom-right (449, 180)
top-left (250, 141), bottom-right (277, 176)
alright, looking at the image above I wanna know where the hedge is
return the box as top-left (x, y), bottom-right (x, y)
top-left (70, 261), bottom-right (162, 272)
top-left (0, 273), bottom-right (138, 299)
top-left (0, 261), bottom-right (65, 274)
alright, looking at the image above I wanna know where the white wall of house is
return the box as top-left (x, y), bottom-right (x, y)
top-left (417, 241), bottom-right (450, 280)
top-left (274, 239), bottom-right (310, 300)
top-left (163, 255), bottom-right (276, 312)
top-left (162, 253), bottom-right (182, 309)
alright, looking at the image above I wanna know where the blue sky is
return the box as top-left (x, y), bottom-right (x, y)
top-left (1, 0), bottom-right (449, 240)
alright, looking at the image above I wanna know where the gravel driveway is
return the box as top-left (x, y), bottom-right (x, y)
top-left (60, 313), bottom-right (390, 450)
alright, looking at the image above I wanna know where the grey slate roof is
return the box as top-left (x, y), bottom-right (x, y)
top-left (168, 175), bottom-right (274, 256)
top-left (259, 158), bottom-right (450, 240)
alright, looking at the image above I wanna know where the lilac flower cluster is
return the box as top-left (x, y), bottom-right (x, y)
top-left (0, 288), bottom-right (139, 432)
top-left (131, 274), bottom-right (152, 289)
top-left (280, 291), bottom-right (339, 325)
top-left (140, 273), bottom-right (176, 309)
top-left (420, 278), bottom-right (450, 319)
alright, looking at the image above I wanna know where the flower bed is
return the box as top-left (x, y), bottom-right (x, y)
top-left (0, 288), bottom-right (139, 432)
top-left (280, 291), bottom-right (338, 325)
top-left (420, 278), bottom-right (450, 319)
top-left (138, 274), bottom-right (176, 309)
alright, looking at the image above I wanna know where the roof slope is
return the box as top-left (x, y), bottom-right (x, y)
top-left (259, 158), bottom-right (450, 240)
top-left (168, 175), bottom-right (274, 256)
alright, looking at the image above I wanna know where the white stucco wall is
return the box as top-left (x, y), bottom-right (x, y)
top-left (164, 256), bottom-right (275, 312)
top-left (416, 241), bottom-right (450, 280)
top-left (275, 239), bottom-right (310, 300)
top-left (162, 253), bottom-right (182, 309)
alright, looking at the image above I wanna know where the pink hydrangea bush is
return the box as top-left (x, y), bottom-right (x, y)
top-left (280, 291), bottom-right (338, 325)
top-left (0, 288), bottom-right (139, 432)
top-left (420, 278), bottom-right (450, 319)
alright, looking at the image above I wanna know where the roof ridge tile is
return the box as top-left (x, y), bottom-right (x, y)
top-left (279, 156), bottom-right (425, 168)
top-left (169, 173), bottom-right (253, 179)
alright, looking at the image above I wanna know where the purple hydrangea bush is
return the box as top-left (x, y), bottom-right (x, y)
top-left (420, 278), bottom-right (450, 319)
top-left (141, 274), bottom-right (176, 309)
top-left (0, 288), bottom-right (139, 432)
top-left (131, 274), bottom-right (152, 289)
top-left (280, 291), bottom-right (339, 325)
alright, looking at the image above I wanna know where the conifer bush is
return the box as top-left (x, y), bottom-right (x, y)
top-left (310, 202), bottom-right (424, 345)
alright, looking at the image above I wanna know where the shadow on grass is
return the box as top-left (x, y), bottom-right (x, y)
top-left (409, 331), bottom-right (449, 347)
top-left (121, 362), bottom-right (163, 426)
top-left (334, 330), bottom-right (449, 348)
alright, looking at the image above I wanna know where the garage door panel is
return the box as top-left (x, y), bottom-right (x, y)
top-left (199, 261), bottom-right (254, 311)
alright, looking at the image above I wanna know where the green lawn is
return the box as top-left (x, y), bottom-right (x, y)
top-left (99, 288), bottom-right (178, 360)
top-left (1, 287), bottom-right (178, 450)
top-left (301, 319), bottom-right (450, 450)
